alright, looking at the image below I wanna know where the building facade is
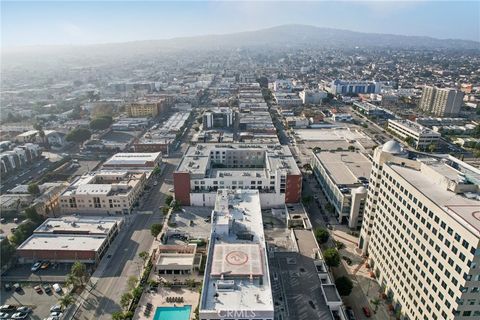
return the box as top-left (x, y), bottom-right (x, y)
top-left (330, 80), bottom-right (381, 95)
top-left (419, 86), bottom-right (464, 117)
top-left (387, 119), bottom-right (441, 150)
top-left (173, 144), bottom-right (302, 208)
top-left (311, 151), bottom-right (371, 229)
top-left (359, 141), bottom-right (480, 320)
top-left (59, 170), bottom-right (147, 215)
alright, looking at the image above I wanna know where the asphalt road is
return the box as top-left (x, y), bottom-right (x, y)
top-left (0, 157), bottom-right (51, 192)
top-left (71, 158), bottom-right (179, 320)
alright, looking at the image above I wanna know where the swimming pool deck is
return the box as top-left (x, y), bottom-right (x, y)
top-left (133, 286), bottom-right (200, 320)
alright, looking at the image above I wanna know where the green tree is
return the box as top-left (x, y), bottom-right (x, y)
top-left (315, 228), bottom-right (330, 244)
top-left (150, 223), bottom-right (163, 239)
top-left (25, 207), bottom-right (44, 224)
top-left (11, 221), bottom-right (37, 246)
top-left (139, 251), bottom-right (149, 263)
top-left (404, 136), bottom-right (414, 146)
top-left (59, 293), bottom-right (75, 308)
top-left (165, 195), bottom-right (174, 207)
top-left (302, 195), bottom-right (313, 205)
top-left (27, 183), bottom-right (41, 196)
top-left (127, 276), bottom-right (138, 291)
top-left (427, 143), bottom-right (437, 153)
top-left (120, 292), bottom-right (133, 310)
top-left (162, 206), bottom-right (170, 216)
top-left (152, 166), bottom-right (161, 175)
top-left (335, 276), bottom-right (353, 296)
top-left (323, 248), bottom-right (341, 267)
top-left (89, 116), bottom-right (113, 130)
top-left (66, 128), bottom-right (91, 144)
top-left (70, 261), bottom-right (88, 286)
top-left (112, 311), bottom-right (125, 320)
top-left (0, 239), bottom-right (16, 268)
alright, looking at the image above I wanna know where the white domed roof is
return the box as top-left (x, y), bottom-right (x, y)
top-left (354, 186), bottom-right (367, 194)
top-left (382, 140), bottom-right (403, 154)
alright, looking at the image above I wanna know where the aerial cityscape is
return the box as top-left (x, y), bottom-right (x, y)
top-left (1, 1), bottom-right (480, 320)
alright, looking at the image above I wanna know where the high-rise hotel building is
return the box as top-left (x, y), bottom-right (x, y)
top-left (359, 140), bottom-right (480, 320)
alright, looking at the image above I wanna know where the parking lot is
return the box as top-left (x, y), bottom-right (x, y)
top-left (1, 283), bottom-right (65, 320)
top-left (2, 263), bottom-right (72, 283)
top-left (167, 206), bottom-right (212, 241)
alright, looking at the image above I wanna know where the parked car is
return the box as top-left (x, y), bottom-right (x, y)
top-left (13, 283), bottom-right (21, 292)
top-left (11, 312), bottom-right (28, 320)
top-left (15, 307), bottom-right (31, 314)
top-left (31, 261), bottom-right (42, 272)
top-left (34, 285), bottom-right (43, 294)
top-left (362, 306), bottom-right (372, 318)
top-left (0, 313), bottom-right (10, 319)
top-left (52, 283), bottom-right (62, 293)
top-left (3, 283), bottom-right (11, 291)
top-left (49, 306), bottom-right (62, 313)
top-left (50, 312), bottom-right (62, 318)
top-left (42, 284), bottom-right (52, 294)
top-left (0, 306), bottom-right (16, 312)
top-left (40, 261), bottom-right (50, 269)
top-left (345, 307), bottom-right (356, 320)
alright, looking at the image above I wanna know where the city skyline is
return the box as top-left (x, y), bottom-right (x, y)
top-left (1, 1), bottom-right (479, 48)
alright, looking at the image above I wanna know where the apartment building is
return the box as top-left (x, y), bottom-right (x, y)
top-left (127, 100), bottom-right (168, 118)
top-left (199, 189), bottom-right (274, 320)
top-left (173, 144), bottom-right (302, 208)
top-left (0, 143), bottom-right (41, 176)
top-left (330, 80), bottom-right (381, 95)
top-left (59, 170), bottom-right (147, 215)
top-left (387, 119), bottom-right (441, 150)
top-left (273, 93), bottom-right (303, 107)
top-left (311, 151), bottom-right (371, 229)
top-left (359, 140), bottom-right (480, 320)
top-left (419, 86), bottom-right (464, 117)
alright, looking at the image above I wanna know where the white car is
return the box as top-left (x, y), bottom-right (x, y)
top-left (52, 283), bottom-right (62, 293)
top-left (16, 307), bottom-right (31, 313)
top-left (31, 261), bottom-right (42, 272)
top-left (49, 305), bottom-right (62, 313)
top-left (0, 313), bottom-right (10, 319)
top-left (11, 312), bottom-right (28, 320)
top-left (50, 312), bottom-right (62, 317)
top-left (168, 188), bottom-right (174, 192)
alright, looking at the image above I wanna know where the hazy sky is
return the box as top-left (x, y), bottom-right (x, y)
top-left (1, 1), bottom-right (479, 47)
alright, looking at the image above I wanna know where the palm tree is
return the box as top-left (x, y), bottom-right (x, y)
top-left (59, 293), bottom-right (74, 309)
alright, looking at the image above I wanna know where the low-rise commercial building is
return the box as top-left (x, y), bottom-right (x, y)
top-left (311, 151), bottom-right (371, 229)
top-left (17, 216), bottom-right (123, 264)
top-left (273, 93), bottom-right (303, 107)
top-left (59, 170), bottom-right (147, 215)
top-left (174, 144), bottom-right (302, 208)
top-left (155, 244), bottom-right (199, 275)
top-left (102, 152), bottom-right (161, 170)
top-left (387, 119), bottom-right (441, 150)
top-left (359, 140), bottom-right (480, 320)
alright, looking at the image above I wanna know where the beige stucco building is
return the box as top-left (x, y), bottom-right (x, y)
top-left (359, 140), bottom-right (480, 320)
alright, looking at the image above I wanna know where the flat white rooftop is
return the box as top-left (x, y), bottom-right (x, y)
top-left (390, 161), bottom-right (480, 235)
top-left (296, 127), bottom-right (372, 142)
top-left (315, 151), bottom-right (372, 185)
top-left (200, 189), bottom-right (273, 313)
top-left (17, 234), bottom-right (107, 252)
top-left (103, 152), bottom-right (161, 166)
top-left (35, 216), bottom-right (123, 235)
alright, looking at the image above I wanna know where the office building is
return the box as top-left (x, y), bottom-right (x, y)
top-left (199, 189), bottom-right (274, 320)
top-left (419, 86), bottom-right (464, 117)
top-left (300, 90), bottom-right (327, 104)
top-left (59, 170), bottom-right (147, 215)
top-left (273, 93), bottom-right (303, 107)
top-left (311, 151), bottom-right (371, 229)
top-left (359, 140), bottom-right (480, 320)
top-left (330, 80), bottom-right (381, 95)
top-left (203, 108), bottom-right (234, 130)
top-left (173, 144), bottom-right (302, 208)
top-left (387, 119), bottom-right (441, 150)
top-left (17, 216), bottom-right (123, 264)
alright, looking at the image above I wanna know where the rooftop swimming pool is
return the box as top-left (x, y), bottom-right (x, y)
top-left (153, 305), bottom-right (191, 320)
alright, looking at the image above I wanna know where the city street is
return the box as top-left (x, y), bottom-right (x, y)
top-left (70, 154), bottom-right (181, 320)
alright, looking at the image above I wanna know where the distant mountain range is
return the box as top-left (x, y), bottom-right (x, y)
top-left (3, 24), bottom-right (479, 66)
top-left (149, 24), bottom-right (480, 50)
